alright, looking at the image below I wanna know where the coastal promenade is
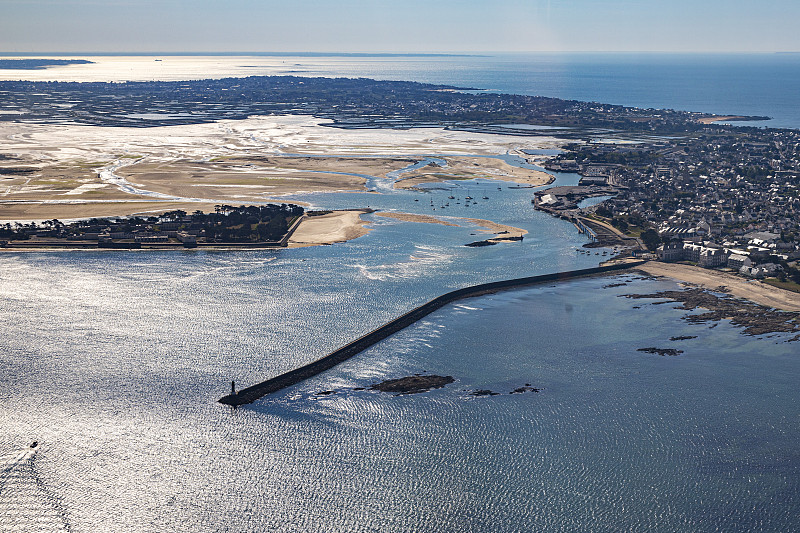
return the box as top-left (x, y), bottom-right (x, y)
top-left (219, 260), bottom-right (645, 406)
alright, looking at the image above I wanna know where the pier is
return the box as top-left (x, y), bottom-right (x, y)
top-left (573, 217), bottom-right (598, 242)
top-left (219, 260), bottom-right (646, 406)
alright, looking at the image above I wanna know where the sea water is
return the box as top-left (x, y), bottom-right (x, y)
top-left (1, 250), bottom-right (798, 531)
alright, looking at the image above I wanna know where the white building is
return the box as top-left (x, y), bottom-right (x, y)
top-left (727, 253), bottom-right (752, 270)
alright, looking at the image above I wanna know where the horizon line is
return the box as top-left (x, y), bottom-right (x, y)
top-left (1, 51), bottom-right (799, 57)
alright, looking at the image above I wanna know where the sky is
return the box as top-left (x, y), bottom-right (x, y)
top-left (1, 0), bottom-right (799, 53)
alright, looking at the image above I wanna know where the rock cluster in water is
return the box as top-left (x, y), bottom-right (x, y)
top-left (315, 377), bottom-right (543, 398)
top-left (369, 375), bottom-right (455, 394)
top-left (625, 288), bottom-right (800, 340)
top-left (637, 347), bottom-right (683, 356)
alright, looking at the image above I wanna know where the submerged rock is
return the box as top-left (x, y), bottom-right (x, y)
top-left (510, 386), bottom-right (541, 394)
top-left (465, 240), bottom-right (497, 247)
top-left (471, 389), bottom-right (500, 397)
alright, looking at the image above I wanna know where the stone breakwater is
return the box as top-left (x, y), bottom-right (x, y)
top-left (218, 261), bottom-right (645, 406)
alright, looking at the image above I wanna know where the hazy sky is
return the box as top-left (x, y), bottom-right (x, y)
top-left (2, 0), bottom-right (798, 53)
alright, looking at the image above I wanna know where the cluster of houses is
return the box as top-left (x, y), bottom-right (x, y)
top-left (3, 204), bottom-right (303, 249)
top-left (546, 126), bottom-right (800, 284)
top-left (656, 227), bottom-right (796, 278)
top-left (57, 217), bottom-right (201, 247)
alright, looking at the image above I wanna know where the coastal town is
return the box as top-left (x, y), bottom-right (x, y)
top-left (539, 124), bottom-right (800, 289)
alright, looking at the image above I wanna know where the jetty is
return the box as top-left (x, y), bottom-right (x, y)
top-left (219, 260), bottom-right (645, 406)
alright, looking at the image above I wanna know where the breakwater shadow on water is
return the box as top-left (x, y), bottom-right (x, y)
top-left (218, 261), bottom-right (646, 407)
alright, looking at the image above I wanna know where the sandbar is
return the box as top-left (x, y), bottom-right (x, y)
top-left (638, 261), bottom-right (800, 312)
top-left (375, 211), bottom-right (526, 242)
top-left (373, 212), bottom-right (457, 226)
top-left (395, 156), bottom-right (553, 189)
top-left (467, 218), bottom-right (528, 240)
top-left (287, 210), bottom-right (371, 247)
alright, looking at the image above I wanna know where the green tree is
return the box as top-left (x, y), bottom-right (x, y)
top-left (641, 229), bottom-right (661, 251)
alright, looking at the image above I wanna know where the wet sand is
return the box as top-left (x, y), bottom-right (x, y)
top-left (0, 201), bottom-right (223, 222)
top-left (1, 115), bottom-right (562, 221)
top-left (466, 218), bottom-right (528, 240)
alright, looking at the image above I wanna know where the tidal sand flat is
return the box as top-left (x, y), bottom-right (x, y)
top-left (373, 212), bottom-right (458, 226)
top-left (393, 155), bottom-right (553, 189)
top-left (0, 115), bottom-right (560, 221)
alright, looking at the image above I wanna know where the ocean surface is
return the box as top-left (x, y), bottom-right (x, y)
top-left (1, 56), bottom-right (800, 531)
top-left (2, 52), bottom-right (799, 129)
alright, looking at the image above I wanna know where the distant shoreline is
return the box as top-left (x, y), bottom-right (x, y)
top-left (0, 52), bottom-right (481, 58)
top-left (0, 59), bottom-right (93, 70)
top-left (696, 115), bottom-right (771, 124)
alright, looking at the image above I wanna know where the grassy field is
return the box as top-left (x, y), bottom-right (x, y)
top-left (763, 277), bottom-right (800, 294)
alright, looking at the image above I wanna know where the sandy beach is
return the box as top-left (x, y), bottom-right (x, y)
top-left (638, 261), bottom-right (800, 312)
top-left (696, 115), bottom-right (747, 124)
top-left (287, 210), bottom-right (372, 247)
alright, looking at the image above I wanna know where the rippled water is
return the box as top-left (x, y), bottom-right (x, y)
top-left (1, 174), bottom-right (799, 530)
